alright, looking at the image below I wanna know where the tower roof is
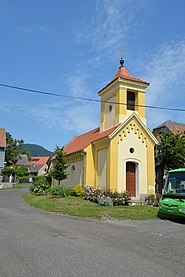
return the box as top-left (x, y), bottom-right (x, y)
top-left (98, 58), bottom-right (149, 94)
top-left (113, 59), bottom-right (149, 84)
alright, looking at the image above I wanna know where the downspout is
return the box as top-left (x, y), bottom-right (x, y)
top-left (81, 150), bottom-right (86, 188)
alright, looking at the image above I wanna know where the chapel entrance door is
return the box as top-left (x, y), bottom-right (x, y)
top-left (126, 162), bottom-right (136, 197)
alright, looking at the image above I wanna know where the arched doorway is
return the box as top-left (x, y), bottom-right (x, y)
top-left (126, 162), bottom-right (136, 197)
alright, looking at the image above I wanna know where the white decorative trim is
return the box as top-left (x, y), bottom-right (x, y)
top-left (119, 84), bottom-right (146, 92)
top-left (108, 112), bottom-right (158, 144)
top-left (118, 78), bottom-right (149, 89)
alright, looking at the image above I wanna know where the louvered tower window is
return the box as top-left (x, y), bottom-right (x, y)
top-left (127, 91), bottom-right (135, 110)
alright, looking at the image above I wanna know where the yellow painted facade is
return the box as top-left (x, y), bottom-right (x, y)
top-left (62, 60), bottom-right (157, 200)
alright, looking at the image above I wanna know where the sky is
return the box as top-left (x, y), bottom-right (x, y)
top-left (1, 0), bottom-right (185, 152)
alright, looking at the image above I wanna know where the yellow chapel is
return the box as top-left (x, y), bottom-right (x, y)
top-left (60, 58), bottom-right (158, 200)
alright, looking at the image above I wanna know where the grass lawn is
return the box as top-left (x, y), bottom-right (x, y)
top-left (23, 193), bottom-right (159, 220)
top-left (14, 183), bottom-right (31, 189)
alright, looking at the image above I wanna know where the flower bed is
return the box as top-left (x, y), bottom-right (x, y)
top-left (83, 186), bottom-right (131, 206)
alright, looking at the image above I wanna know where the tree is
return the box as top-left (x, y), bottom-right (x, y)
top-left (5, 133), bottom-right (30, 166)
top-left (51, 146), bottom-right (68, 195)
top-left (5, 132), bottom-right (20, 166)
top-left (2, 167), bottom-right (16, 177)
top-left (17, 140), bottom-right (31, 160)
top-left (15, 166), bottom-right (29, 177)
top-left (155, 132), bottom-right (185, 194)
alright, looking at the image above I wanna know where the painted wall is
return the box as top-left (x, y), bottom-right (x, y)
top-left (38, 164), bottom-right (48, 176)
top-left (93, 138), bottom-right (109, 189)
top-left (117, 128), bottom-right (147, 197)
top-left (62, 159), bottom-right (84, 187)
top-left (108, 115), bottom-right (157, 198)
top-left (84, 144), bottom-right (95, 187)
top-left (104, 95), bottom-right (116, 130)
top-left (97, 148), bottom-right (107, 189)
top-left (51, 153), bottom-right (84, 187)
top-left (0, 148), bottom-right (5, 173)
top-left (146, 140), bottom-right (156, 194)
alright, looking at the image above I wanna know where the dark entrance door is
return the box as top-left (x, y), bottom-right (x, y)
top-left (126, 162), bottom-right (136, 197)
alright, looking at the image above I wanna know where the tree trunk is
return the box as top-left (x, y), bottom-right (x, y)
top-left (155, 165), bottom-right (164, 195)
top-left (58, 180), bottom-right (60, 196)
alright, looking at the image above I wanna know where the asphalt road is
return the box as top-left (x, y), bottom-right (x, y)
top-left (0, 188), bottom-right (185, 277)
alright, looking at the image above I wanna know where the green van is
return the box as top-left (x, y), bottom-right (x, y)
top-left (159, 168), bottom-right (185, 219)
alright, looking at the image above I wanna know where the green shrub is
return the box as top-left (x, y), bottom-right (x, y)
top-left (71, 185), bottom-right (84, 196)
top-left (49, 186), bottom-right (72, 197)
top-left (145, 195), bottom-right (159, 207)
top-left (30, 176), bottom-right (50, 194)
top-left (98, 196), bottom-right (113, 206)
top-left (16, 166), bottom-right (29, 177)
top-left (18, 176), bottom-right (29, 183)
top-left (45, 172), bottom-right (53, 185)
top-left (2, 166), bottom-right (16, 178)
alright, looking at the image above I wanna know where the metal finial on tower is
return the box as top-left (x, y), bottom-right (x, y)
top-left (119, 48), bottom-right (124, 67)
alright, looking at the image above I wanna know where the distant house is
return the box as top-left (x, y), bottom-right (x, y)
top-left (15, 154), bottom-right (29, 168)
top-left (153, 120), bottom-right (185, 140)
top-left (0, 128), bottom-right (6, 173)
top-left (29, 156), bottom-right (50, 176)
top-left (153, 120), bottom-right (185, 193)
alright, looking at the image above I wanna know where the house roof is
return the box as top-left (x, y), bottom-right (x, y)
top-left (98, 58), bottom-right (149, 94)
top-left (63, 125), bottom-right (119, 155)
top-left (0, 128), bottom-right (6, 148)
top-left (30, 156), bottom-right (50, 165)
top-left (153, 120), bottom-right (185, 134)
top-left (15, 154), bottom-right (29, 166)
top-left (29, 164), bottom-right (43, 173)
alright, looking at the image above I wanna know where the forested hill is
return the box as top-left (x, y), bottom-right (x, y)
top-left (24, 144), bottom-right (54, 157)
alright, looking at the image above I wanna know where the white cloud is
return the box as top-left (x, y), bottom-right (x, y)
top-left (66, 74), bottom-right (89, 97)
top-left (0, 101), bottom-right (11, 112)
top-left (18, 26), bottom-right (34, 34)
top-left (23, 100), bottom-right (99, 135)
top-left (75, 0), bottom-right (147, 55)
top-left (62, 103), bottom-right (99, 134)
top-left (62, 0), bottom-right (149, 135)
top-left (17, 25), bottom-right (48, 34)
top-left (144, 39), bottom-right (185, 129)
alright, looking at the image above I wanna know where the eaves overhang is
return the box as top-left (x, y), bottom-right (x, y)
top-left (98, 76), bottom-right (149, 96)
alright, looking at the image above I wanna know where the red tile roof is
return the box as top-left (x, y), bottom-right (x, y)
top-left (30, 156), bottom-right (50, 165)
top-left (154, 121), bottom-right (185, 134)
top-left (0, 128), bottom-right (6, 148)
top-left (112, 65), bottom-right (149, 84)
top-left (64, 125), bottom-right (119, 155)
top-left (99, 63), bottom-right (149, 94)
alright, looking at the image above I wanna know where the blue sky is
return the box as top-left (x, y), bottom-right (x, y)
top-left (1, 0), bottom-right (185, 151)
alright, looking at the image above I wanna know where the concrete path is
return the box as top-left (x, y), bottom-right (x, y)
top-left (0, 188), bottom-right (185, 277)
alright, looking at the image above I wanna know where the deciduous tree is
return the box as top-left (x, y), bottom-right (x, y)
top-left (5, 132), bottom-right (20, 166)
top-left (5, 133), bottom-right (30, 166)
top-left (51, 146), bottom-right (68, 195)
top-left (155, 132), bottom-right (185, 193)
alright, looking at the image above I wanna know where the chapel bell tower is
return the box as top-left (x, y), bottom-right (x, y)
top-left (98, 58), bottom-right (149, 132)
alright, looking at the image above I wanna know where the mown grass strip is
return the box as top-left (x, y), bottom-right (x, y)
top-left (23, 193), bottom-right (159, 220)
